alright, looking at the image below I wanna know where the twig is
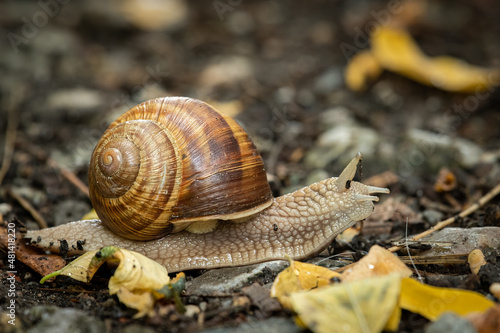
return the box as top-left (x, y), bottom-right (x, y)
top-left (7, 187), bottom-right (48, 229)
top-left (47, 158), bottom-right (90, 198)
top-left (15, 136), bottom-right (90, 198)
top-left (388, 182), bottom-right (500, 253)
top-left (0, 94), bottom-right (20, 185)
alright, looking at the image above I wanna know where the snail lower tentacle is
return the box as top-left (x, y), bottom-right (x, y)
top-left (26, 155), bottom-right (389, 272)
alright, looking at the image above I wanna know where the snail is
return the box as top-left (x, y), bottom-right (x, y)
top-left (26, 97), bottom-right (389, 273)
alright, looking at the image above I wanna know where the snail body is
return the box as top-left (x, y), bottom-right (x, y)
top-left (26, 97), bottom-right (389, 272)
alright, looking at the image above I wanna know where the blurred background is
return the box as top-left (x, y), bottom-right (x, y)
top-left (1, 0), bottom-right (500, 228)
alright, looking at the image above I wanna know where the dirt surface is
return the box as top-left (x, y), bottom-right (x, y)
top-left (1, 0), bottom-right (500, 332)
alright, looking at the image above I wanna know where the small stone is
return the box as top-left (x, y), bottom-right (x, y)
top-left (198, 56), bottom-right (254, 90)
top-left (305, 169), bottom-right (330, 186)
top-left (305, 124), bottom-right (379, 169)
top-left (45, 88), bottom-right (106, 114)
top-left (242, 283), bottom-right (282, 316)
top-left (313, 67), bottom-right (343, 94)
top-left (202, 317), bottom-right (300, 333)
top-left (117, 0), bottom-right (189, 31)
top-left (24, 306), bottom-right (105, 333)
top-left (226, 11), bottom-right (255, 35)
top-left (53, 200), bottom-right (91, 226)
top-left (425, 312), bottom-right (476, 333)
top-left (407, 128), bottom-right (483, 169)
top-left (0, 203), bottom-right (13, 215)
top-left (418, 227), bottom-right (500, 257)
top-left (186, 261), bottom-right (287, 296)
top-left (122, 324), bottom-right (156, 333)
top-left (422, 209), bottom-right (444, 224)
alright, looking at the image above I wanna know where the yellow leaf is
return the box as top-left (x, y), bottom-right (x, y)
top-left (81, 209), bottom-right (99, 220)
top-left (400, 277), bottom-right (495, 321)
top-left (270, 258), bottom-right (341, 310)
top-left (290, 274), bottom-right (402, 333)
top-left (370, 26), bottom-right (500, 93)
top-left (345, 50), bottom-right (383, 91)
top-left (41, 246), bottom-right (185, 317)
top-left (342, 245), bottom-right (413, 282)
top-left (40, 250), bottom-right (98, 283)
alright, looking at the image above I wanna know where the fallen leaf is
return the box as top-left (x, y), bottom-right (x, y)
top-left (81, 209), bottom-right (99, 220)
top-left (345, 50), bottom-right (382, 91)
top-left (400, 277), bottom-right (495, 321)
top-left (467, 304), bottom-right (500, 333)
top-left (270, 258), bottom-right (341, 310)
top-left (468, 249), bottom-right (487, 275)
top-left (434, 167), bottom-right (458, 192)
top-left (41, 246), bottom-right (185, 317)
top-left (345, 26), bottom-right (500, 93)
top-left (371, 26), bottom-right (500, 93)
top-left (342, 245), bottom-right (413, 282)
top-left (290, 274), bottom-right (402, 333)
top-left (0, 227), bottom-right (66, 277)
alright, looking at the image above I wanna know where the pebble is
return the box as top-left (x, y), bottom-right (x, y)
top-left (122, 324), bottom-right (156, 333)
top-left (313, 67), bottom-right (343, 94)
top-left (24, 306), bottom-right (105, 333)
top-left (203, 317), bottom-right (300, 333)
top-left (226, 11), bottom-right (255, 35)
top-left (53, 200), bottom-right (91, 226)
top-left (425, 312), bottom-right (476, 333)
top-left (422, 209), bottom-right (444, 224)
top-left (305, 124), bottom-right (379, 169)
top-left (117, 0), bottom-right (189, 31)
top-left (0, 203), bottom-right (13, 215)
top-left (418, 227), bottom-right (500, 257)
top-left (198, 56), bottom-right (254, 91)
top-left (407, 128), bottom-right (483, 169)
top-left (45, 88), bottom-right (106, 114)
top-left (186, 261), bottom-right (288, 296)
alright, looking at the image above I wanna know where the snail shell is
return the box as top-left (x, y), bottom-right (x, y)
top-left (89, 97), bottom-right (273, 241)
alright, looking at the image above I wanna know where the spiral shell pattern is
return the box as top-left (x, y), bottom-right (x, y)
top-left (89, 97), bottom-right (272, 240)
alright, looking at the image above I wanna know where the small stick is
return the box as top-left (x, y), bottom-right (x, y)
top-left (7, 187), bottom-right (48, 229)
top-left (47, 158), bottom-right (90, 198)
top-left (15, 136), bottom-right (90, 198)
top-left (388, 182), bottom-right (500, 253)
top-left (0, 95), bottom-right (20, 185)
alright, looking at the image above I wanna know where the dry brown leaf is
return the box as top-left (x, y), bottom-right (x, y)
top-left (435, 167), bottom-right (458, 192)
top-left (342, 245), bottom-right (412, 282)
top-left (467, 305), bottom-right (500, 333)
top-left (0, 226), bottom-right (66, 277)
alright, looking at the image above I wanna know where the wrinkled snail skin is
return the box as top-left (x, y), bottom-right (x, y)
top-left (26, 154), bottom-right (389, 273)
